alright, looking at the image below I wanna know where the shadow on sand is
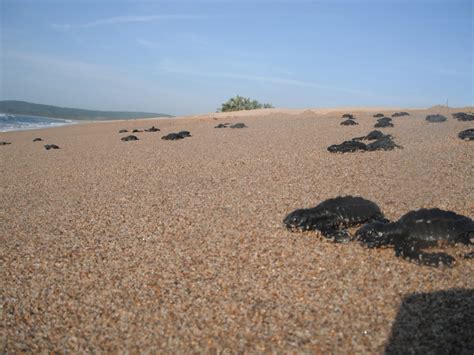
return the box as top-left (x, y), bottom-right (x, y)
top-left (385, 288), bottom-right (474, 354)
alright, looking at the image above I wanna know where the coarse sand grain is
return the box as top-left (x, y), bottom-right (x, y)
top-left (1, 107), bottom-right (473, 353)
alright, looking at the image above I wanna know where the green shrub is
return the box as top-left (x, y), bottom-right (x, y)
top-left (218, 95), bottom-right (274, 112)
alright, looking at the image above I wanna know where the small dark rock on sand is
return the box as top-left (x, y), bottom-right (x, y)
top-left (145, 126), bottom-right (160, 132)
top-left (426, 114), bottom-right (447, 123)
top-left (0, 141), bottom-right (12, 145)
top-left (340, 119), bottom-right (358, 126)
top-left (119, 129), bottom-right (128, 133)
top-left (452, 112), bottom-right (474, 121)
top-left (341, 114), bottom-right (354, 119)
top-left (121, 135), bottom-right (139, 142)
top-left (44, 144), bottom-right (60, 150)
top-left (373, 113), bottom-right (384, 118)
top-left (230, 123), bottom-right (248, 128)
top-left (458, 129), bottom-right (474, 141)
top-left (33, 138), bottom-right (43, 142)
top-left (132, 129), bottom-right (142, 133)
top-left (392, 112), bottom-right (410, 117)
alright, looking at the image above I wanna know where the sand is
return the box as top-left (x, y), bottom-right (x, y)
top-left (1, 107), bottom-right (473, 353)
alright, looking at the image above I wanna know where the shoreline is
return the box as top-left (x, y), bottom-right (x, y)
top-left (1, 105), bottom-right (471, 134)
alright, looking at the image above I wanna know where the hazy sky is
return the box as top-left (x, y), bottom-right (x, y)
top-left (1, 0), bottom-right (472, 115)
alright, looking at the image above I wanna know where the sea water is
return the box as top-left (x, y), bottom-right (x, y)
top-left (0, 113), bottom-right (76, 132)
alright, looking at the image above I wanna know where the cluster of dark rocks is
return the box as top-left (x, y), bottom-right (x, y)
top-left (426, 114), bottom-right (447, 123)
top-left (340, 114), bottom-right (357, 126)
top-left (215, 122), bottom-right (248, 128)
top-left (392, 112), bottom-right (410, 117)
top-left (458, 129), bottom-right (474, 141)
top-left (328, 130), bottom-right (402, 153)
top-left (452, 112), bottom-right (474, 121)
top-left (375, 117), bottom-right (394, 128)
top-left (162, 131), bottom-right (191, 140)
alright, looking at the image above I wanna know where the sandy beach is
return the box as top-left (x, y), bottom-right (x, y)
top-left (1, 107), bottom-right (473, 353)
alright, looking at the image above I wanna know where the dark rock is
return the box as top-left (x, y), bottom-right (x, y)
top-left (230, 123), bottom-right (248, 128)
top-left (119, 129), bottom-right (128, 133)
top-left (121, 135), bottom-right (139, 141)
top-left (458, 128), bottom-right (474, 141)
top-left (340, 119), bottom-right (358, 126)
top-left (44, 144), bottom-right (60, 150)
top-left (0, 141), bottom-right (12, 145)
top-left (132, 129), bottom-right (142, 133)
top-left (373, 113), bottom-right (384, 118)
top-left (33, 138), bottom-right (43, 142)
top-left (452, 112), bottom-right (474, 121)
top-left (341, 114), bottom-right (354, 119)
top-left (426, 114), bottom-right (447, 123)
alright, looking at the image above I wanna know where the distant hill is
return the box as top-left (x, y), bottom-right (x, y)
top-left (0, 100), bottom-right (173, 120)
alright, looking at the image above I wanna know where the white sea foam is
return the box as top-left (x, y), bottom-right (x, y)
top-left (0, 114), bottom-right (76, 132)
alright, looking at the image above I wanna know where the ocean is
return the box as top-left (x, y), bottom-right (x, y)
top-left (0, 113), bottom-right (76, 132)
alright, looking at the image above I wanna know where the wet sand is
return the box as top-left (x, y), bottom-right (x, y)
top-left (1, 107), bottom-right (473, 352)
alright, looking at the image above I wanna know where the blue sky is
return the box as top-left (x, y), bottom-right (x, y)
top-left (1, 0), bottom-right (472, 115)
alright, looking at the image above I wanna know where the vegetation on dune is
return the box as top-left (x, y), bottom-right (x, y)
top-left (218, 95), bottom-right (274, 112)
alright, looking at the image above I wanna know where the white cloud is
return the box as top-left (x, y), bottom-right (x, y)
top-left (52, 14), bottom-right (206, 29)
top-left (1, 50), bottom-right (192, 113)
top-left (158, 59), bottom-right (367, 95)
